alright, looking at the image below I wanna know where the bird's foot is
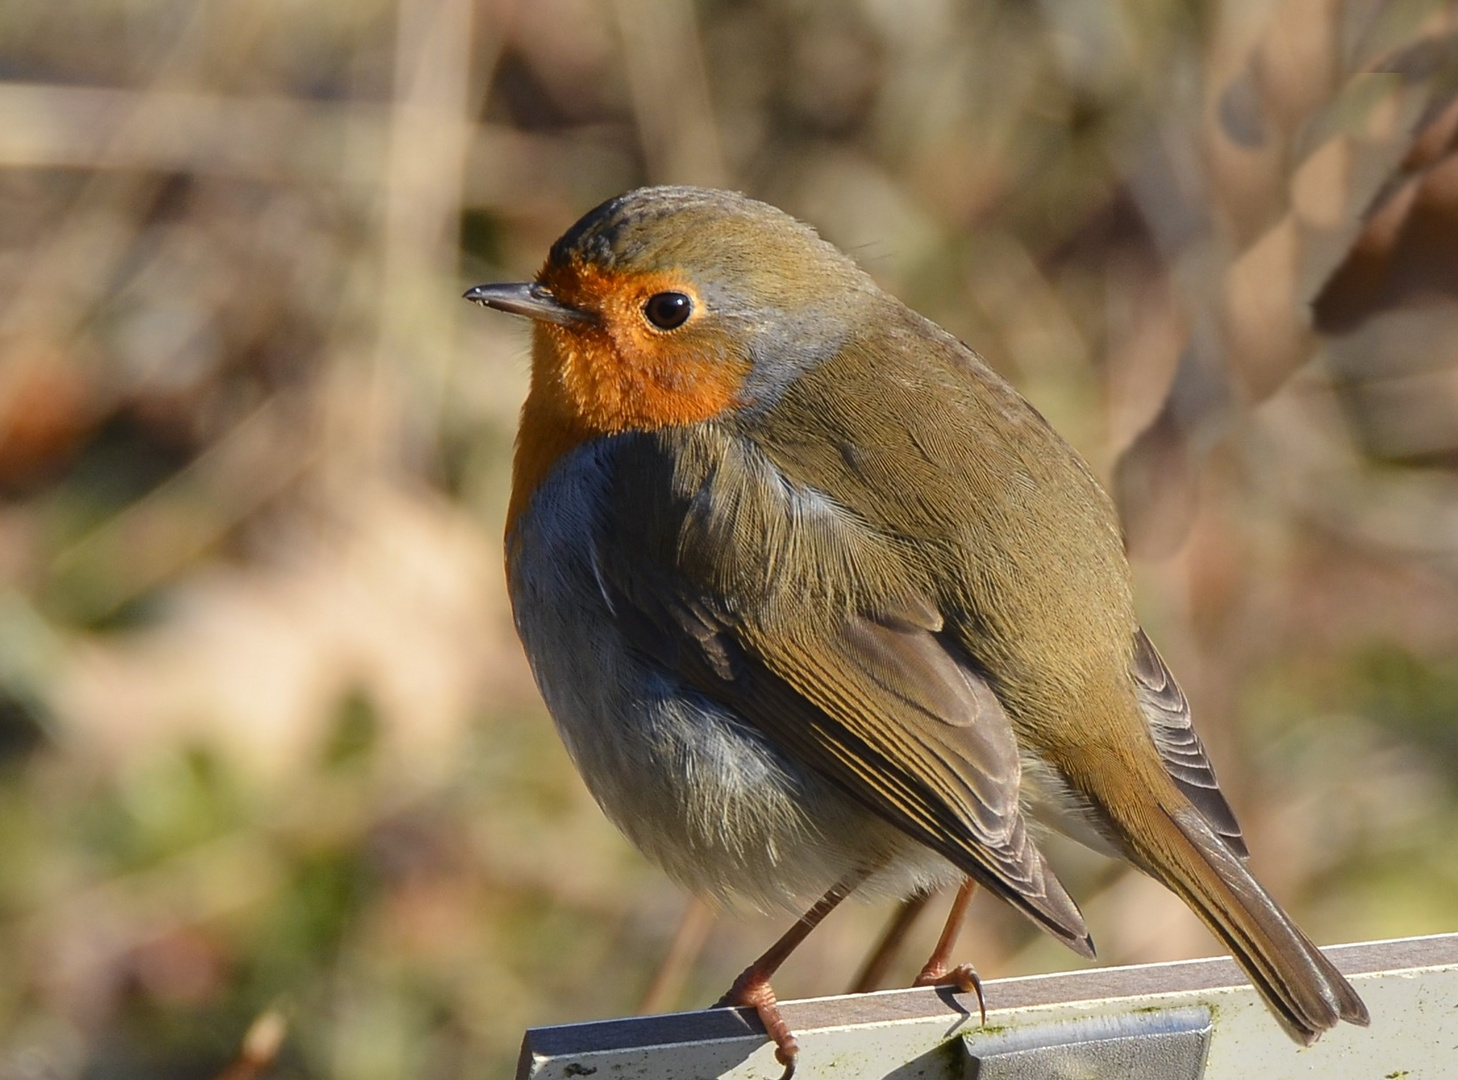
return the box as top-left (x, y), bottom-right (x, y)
top-left (717, 969), bottom-right (798, 1080)
top-left (914, 960), bottom-right (987, 1026)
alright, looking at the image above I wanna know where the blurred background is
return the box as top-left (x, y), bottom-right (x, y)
top-left (2, 0), bottom-right (1457, 1076)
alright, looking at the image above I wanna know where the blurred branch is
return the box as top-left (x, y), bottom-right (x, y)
top-left (0, 0), bottom-right (249, 393)
top-left (611, 0), bottom-right (726, 187)
top-left (636, 895), bottom-right (713, 1014)
top-left (0, 83), bottom-right (367, 178)
top-left (1313, 89), bottom-right (1458, 333)
top-left (0, 80), bottom-right (630, 211)
top-left (46, 396), bottom-right (317, 621)
top-left (1115, 1), bottom-right (1458, 555)
top-left (363, 0), bottom-right (492, 470)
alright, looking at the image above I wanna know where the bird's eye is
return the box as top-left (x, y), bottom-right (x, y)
top-left (643, 292), bottom-right (693, 330)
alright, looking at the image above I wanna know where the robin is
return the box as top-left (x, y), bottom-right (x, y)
top-left (464, 186), bottom-right (1368, 1077)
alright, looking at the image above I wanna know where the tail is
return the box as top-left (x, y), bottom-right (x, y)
top-left (1118, 799), bottom-right (1369, 1043)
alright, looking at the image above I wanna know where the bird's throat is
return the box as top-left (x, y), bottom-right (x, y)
top-left (505, 322), bottom-right (746, 546)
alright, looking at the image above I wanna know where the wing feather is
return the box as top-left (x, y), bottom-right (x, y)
top-left (1133, 629), bottom-right (1248, 857)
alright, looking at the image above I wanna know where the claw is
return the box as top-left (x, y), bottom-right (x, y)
top-left (720, 968), bottom-right (799, 1080)
top-left (909, 879), bottom-right (987, 1026)
top-left (914, 960), bottom-right (987, 1026)
top-left (713, 874), bottom-right (868, 1079)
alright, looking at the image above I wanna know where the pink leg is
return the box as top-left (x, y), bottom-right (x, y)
top-left (912, 878), bottom-right (986, 1025)
top-left (718, 873), bottom-right (867, 1080)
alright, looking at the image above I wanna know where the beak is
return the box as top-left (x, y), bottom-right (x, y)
top-left (462, 282), bottom-right (592, 327)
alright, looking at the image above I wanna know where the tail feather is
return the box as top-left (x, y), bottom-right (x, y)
top-left (1132, 802), bottom-right (1369, 1042)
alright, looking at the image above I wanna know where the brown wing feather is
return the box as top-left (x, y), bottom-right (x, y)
top-left (736, 611), bottom-right (1092, 955)
top-left (1132, 628), bottom-right (1247, 857)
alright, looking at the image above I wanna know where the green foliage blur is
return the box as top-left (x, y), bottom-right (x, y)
top-left (1, 0), bottom-right (1456, 1077)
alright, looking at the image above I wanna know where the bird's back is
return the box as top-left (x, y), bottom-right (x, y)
top-left (736, 297), bottom-right (1143, 750)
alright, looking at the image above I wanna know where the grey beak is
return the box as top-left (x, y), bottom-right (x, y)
top-left (462, 282), bottom-right (592, 326)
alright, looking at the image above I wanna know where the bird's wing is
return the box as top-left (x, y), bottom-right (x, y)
top-left (1131, 628), bottom-right (1248, 856)
top-left (735, 326), bottom-right (1245, 863)
top-left (598, 430), bottom-right (1093, 956)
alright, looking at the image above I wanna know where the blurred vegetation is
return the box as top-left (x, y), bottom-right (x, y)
top-left (1, 0), bottom-right (1457, 1077)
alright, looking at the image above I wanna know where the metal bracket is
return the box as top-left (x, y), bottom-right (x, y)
top-left (962, 1007), bottom-right (1212, 1080)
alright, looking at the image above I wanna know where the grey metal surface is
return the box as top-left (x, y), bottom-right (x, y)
top-left (963, 1008), bottom-right (1211, 1080)
top-left (516, 932), bottom-right (1458, 1080)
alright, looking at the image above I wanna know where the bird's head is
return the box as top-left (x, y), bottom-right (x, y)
top-left (466, 186), bottom-right (874, 438)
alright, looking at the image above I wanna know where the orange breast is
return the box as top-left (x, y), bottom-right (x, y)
top-left (505, 262), bottom-right (750, 546)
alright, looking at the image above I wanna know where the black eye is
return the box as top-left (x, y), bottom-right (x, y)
top-left (643, 292), bottom-right (693, 330)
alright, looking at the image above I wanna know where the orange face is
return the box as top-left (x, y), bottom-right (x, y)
top-left (506, 256), bottom-right (752, 539)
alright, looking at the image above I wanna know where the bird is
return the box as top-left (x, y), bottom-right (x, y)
top-left (464, 185), bottom-right (1369, 1077)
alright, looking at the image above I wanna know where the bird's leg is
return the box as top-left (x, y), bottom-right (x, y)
top-left (848, 890), bottom-right (933, 993)
top-left (912, 878), bottom-right (986, 1024)
top-left (717, 872), bottom-right (867, 1080)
